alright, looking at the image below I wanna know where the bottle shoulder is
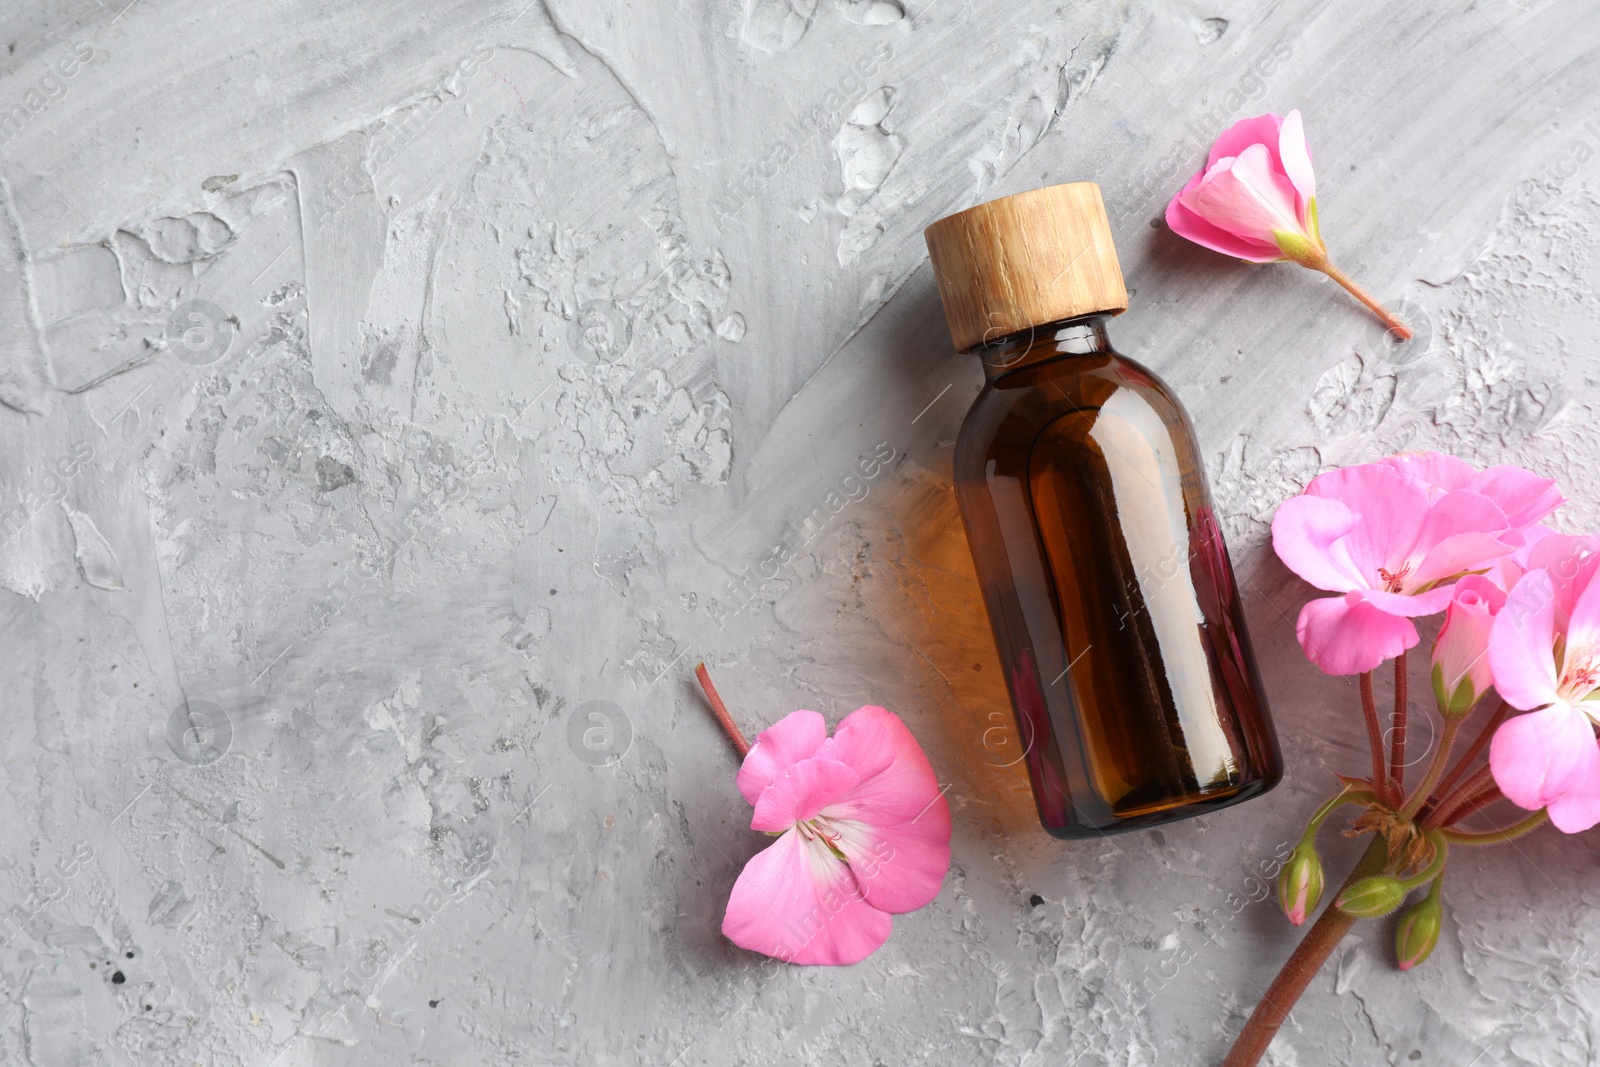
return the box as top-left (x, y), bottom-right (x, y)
top-left (955, 352), bottom-right (1192, 482)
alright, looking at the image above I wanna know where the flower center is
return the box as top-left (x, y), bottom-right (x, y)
top-left (797, 816), bottom-right (848, 860)
top-left (1378, 562), bottom-right (1413, 594)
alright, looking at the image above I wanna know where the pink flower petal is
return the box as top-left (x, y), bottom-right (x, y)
top-left (826, 812), bottom-right (951, 914)
top-left (1488, 571), bottom-right (1561, 711)
top-left (1205, 112), bottom-right (1284, 171)
top-left (1297, 594), bottom-right (1419, 675)
top-left (1271, 494), bottom-right (1364, 592)
top-left (1382, 451), bottom-right (1476, 494)
top-left (737, 709), bottom-right (828, 806)
top-left (750, 758), bottom-right (860, 832)
top-left (1560, 556), bottom-right (1600, 661)
top-left (1277, 109), bottom-right (1316, 221)
top-left (1165, 189), bottom-right (1284, 262)
top-left (1489, 704), bottom-right (1600, 816)
top-left (1356, 586), bottom-right (1455, 618)
top-left (1302, 465), bottom-right (1429, 582)
top-left (722, 828), bottom-right (891, 966)
top-left (815, 706), bottom-right (946, 825)
top-left (1411, 489), bottom-right (1514, 586)
top-left (1466, 466), bottom-right (1564, 529)
top-left (1181, 144), bottom-right (1304, 246)
top-left (1547, 782), bottom-right (1600, 833)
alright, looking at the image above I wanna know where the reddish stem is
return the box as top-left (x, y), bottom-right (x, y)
top-left (1220, 838), bottom-right (1390, 1067)
top-left (1359, 672), bottom-right (1391, 804)
top-left (1432, 701), bottom-right (1509, 805)
top-left (1424, 764), bottom-right (1495, 829)
top-left (1315, 260), bottom-right (1413, 339)
top-left (695, 662), bottom-right (750, 759)
top-left (1389, 652), bottom-right (1408, 798)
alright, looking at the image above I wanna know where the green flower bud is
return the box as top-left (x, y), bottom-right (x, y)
top-left (1278, 843), bottom-right (1325, 927)
top-left (1395, 891), bottom-right (1444, 971)
top-left (1335, 875), bottom-right (1407, 918)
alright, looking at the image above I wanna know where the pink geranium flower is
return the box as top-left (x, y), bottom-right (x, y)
top-left (1165, 109), bottom-right (1412, 337)
top-left (1272, 462), bottom-right (1523, 675)
top-left (1431, 575), bottom-right (1507, 715)
top-left (1488, 538), bottom-right (1600, 832)
top-left (1382, 452), bottom-right (1565, 531)
top-left (721, 705), bottom-right (952, 965)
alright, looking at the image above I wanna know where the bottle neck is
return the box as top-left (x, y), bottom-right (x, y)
top-left (971, 313), bottom-right (1115, 381)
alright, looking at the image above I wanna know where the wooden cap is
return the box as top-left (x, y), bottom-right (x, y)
top-left (924, 182), bottom-right (1127, 353)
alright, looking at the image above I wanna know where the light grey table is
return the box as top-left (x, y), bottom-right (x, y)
top-left (1, 1), bottom-right (1596, 1063)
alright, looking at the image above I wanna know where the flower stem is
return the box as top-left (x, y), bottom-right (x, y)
top-left (695, 662), bottom-right (750, 759)
top-left (1360, 672), bottom-right (1391, 804)
top-left (1432, 700), bottom-right (1509, 804)
top-left (1314, 260), bottom-right (1413, 339)
top-left (1423, 764), bottom-right (1495, 829)
top-left (1221, 837), bottom-right (1390, 1067)
top-left (1397, 716), bottom-right (1460, 822)
top-left (1389, 652), bottom-right (1409, 797)
top-left (1440, 809), bottom-right (1548, 845)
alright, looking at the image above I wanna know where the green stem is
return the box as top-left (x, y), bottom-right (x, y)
top-left (1302, 787), bottom-right (1375, 842)
top-left (1424, 764), bottom-right (1494, 829)
top-left (1221, 838), bottom-right (1390, 1067)
top-left (1440, 809), bottom-right (1549, 845)
top-left (1397, 716), bottom-right (1460, 822)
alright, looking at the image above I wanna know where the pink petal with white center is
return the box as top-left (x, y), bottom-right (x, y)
top-left (737, 709), bottom-right (827, 806)
top-left (749, 758), bottom-right (860, 833)
top-left (1302, 465), bottom-right (1429, 582)
top-left (1489, 704), bottom-right (1600, 823)
top-left (1165, 178), bottom-right (1284, 262)
top-left (722, 828), bottom-right (891, 966)
top-left (1356, 585), bottom-right (1455, 618)
top-left (825, 811), bottom-right (951, 915)
top-left (1488, 569), bottom-right (1562, 711)
top-left (1270, 494), bottom-right (1364, 592)
top-left (1297, 593), bottom-right (1420, 675)
top-left (1277, 109), bottom-right (1316, 220)
top-left (1559, 564), bottom-right (1600, 673)
top-left (1181, 144), bottom-right (1304, 245)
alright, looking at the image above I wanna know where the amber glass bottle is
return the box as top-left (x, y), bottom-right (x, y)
top-left (925, 183), bottom-right (1281, 838)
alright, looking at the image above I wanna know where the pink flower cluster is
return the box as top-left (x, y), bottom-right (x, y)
top-left (1272, 453), bottom-right (1600, 831)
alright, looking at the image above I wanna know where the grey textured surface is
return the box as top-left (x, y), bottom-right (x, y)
top-left (2, 0), bottom-right (1598, 1064)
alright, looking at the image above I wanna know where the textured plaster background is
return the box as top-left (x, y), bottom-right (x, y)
top-left (1, 0), bottom-right (1598, 1064)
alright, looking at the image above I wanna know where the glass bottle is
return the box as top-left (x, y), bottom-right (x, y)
top-left (925, 182), bottom-right (1282, 838)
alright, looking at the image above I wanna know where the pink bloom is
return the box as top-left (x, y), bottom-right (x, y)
top-left (1165, 109), bottom-right (1414, 338)
top-left (1381, 452), bottom-right (1564, 532)
top-left (1488, 541), bottom-right (1600, 832)
top-left (722, 706), bottom-right (951, 965)
top-left (1431, 575), bottom-right (1506, 715)
top-left (1272, 462), bottom-right (1518, 675)
top-left (1166, 110), bottom-right (1320, 264)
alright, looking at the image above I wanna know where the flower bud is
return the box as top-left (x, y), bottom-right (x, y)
top-left (1394, 892), bottom-right (1443, 971)
top-left (1430, 575), bottom-right (1506, 718)
top-left (1335, 875), bottom-right (1407, 918)
top-left (1277, 843), bottom-right (1325, 926)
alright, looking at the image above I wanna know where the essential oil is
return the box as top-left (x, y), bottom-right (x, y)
top-left (925, 182), bottom-right (1282, 837)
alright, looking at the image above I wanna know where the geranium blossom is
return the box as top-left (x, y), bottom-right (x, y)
top-left (721, 705), bottom-right (951, 965)
top-left (1271, 462), bottom-right (1527, 674)
top-left (1488, 537), bottom-right (1600, 833)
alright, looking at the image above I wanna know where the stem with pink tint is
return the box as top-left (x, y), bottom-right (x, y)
top-left (695, 662), bottom-right (750, 759)
top-left (1315, 260), bottom-right (1413, 339)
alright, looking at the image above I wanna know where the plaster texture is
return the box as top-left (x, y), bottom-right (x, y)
top-left (1, 0), bottom-right (1598, 1064)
